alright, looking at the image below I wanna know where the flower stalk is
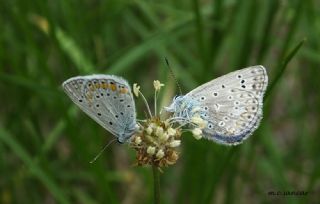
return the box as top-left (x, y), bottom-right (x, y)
top-left (152, 165), bottom-right (160, 204)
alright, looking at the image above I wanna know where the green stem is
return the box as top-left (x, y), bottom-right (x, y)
top-left (152, 165), bottom-right (160, 204)
top-left (154, 91), bottom-right (157, 116)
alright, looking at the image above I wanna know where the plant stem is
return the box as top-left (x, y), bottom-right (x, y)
top-left (138, 90), bottom-right (153, 118)
top-left (152, 165), bottom-right (160, 204)
top-left (154, 91), bottom-right (157, 116)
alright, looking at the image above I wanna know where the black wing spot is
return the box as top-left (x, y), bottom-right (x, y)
top-left (241, 79), bottom-right (245, 83)
top-left (241, 85), bottom-right (246, 88)
top-left (120, 112), bottom-right (124, 115)
top-left (109, 122), bottom-right (113, 125)
top-left (98, 113), bottom-right (101, 116)
top-left (107, 93), bottom-right (110, 96)
top-left (115, 115), bottom-right (119, 118)
top-left (222, 85), bottom-right (225, 88)
top-left (127, 105), bottom-right (131, 108)
top-left (79, 99), bottom-right (83, 102)
top-left (96, 104), bottom-right (100, 107)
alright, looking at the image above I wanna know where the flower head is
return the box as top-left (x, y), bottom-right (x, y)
top-left (167, 127), bottom-right (176, 136)
top-left (130, 79), bottom-right (211, 169)
top-left (134, 136), bottom-right (142, 144)
top-left (145, 126), bottom-right (153, 135)
top-left (156, 149), bottom-right (165, 159)
top-left (133, 83), bottom-right (140, 97)
top-left (153, 80), bottom-right (164, 91)
top-left (191, 116), bottom-right (207, 129)
top-left (147, 146), bottom-right (156, 155)
top-left (155, 126), bottom-right (164, 137)
top-left (130, 117), bottom-right (181, 168)
top-left (169, 140), bottom-right (181, 147)
top-left (192, 128), bottom-right (203, 140)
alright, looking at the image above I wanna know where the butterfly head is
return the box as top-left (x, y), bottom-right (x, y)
top-left (165, 95), bottom-right (201, 122)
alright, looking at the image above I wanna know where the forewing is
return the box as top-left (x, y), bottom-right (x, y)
top-left (186, 65), bottom-right (268, 145)
top-left (62, 75), bottom-right (136, 140)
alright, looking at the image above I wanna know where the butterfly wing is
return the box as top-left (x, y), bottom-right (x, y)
top-left (185, 65), bottom-right (268, 145)
top-left (62, 75), bottom-right (137, 143)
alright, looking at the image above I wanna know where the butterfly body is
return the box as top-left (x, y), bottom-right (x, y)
top-left (166, 65), bottom-right (268, 145)
top-left (62, 75), bottom-right (137, 143)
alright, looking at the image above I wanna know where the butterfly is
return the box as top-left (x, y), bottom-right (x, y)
top-left (62, 75), bottom-right (137, 143)
top-left (165, 65), bottom-right (268, 145)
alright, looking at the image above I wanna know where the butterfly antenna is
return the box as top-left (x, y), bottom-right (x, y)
top-left (165, 57), bottom-right (182, 95)
top-left (90, 138), bottom-right (117, 164)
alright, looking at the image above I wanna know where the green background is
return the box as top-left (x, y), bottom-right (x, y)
top-left (1, 0), bottom-right (319, 203)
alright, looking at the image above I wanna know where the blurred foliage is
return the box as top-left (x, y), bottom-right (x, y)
top-left (0, 0), bottom-right (320, 203)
